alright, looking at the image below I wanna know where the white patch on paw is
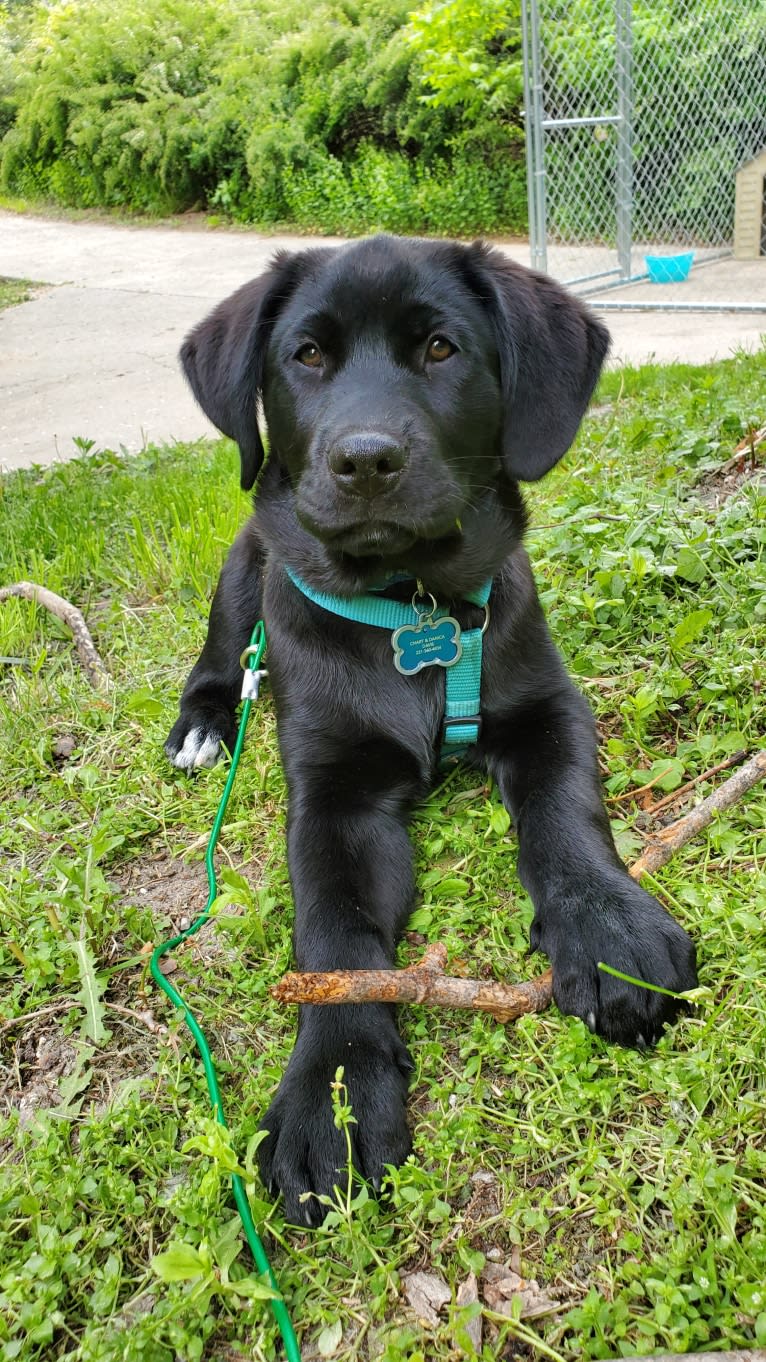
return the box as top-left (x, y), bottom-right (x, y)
top-left (586, 1010), bottom-right (597, 1033)
top-left (172, 727), bottom-right (222, 771)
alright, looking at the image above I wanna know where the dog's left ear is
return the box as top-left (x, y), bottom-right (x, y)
top-left (464, 242), bottom-right (610, 482)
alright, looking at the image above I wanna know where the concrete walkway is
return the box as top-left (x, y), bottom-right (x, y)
top-left (1, 211), bottom-right (764, 472)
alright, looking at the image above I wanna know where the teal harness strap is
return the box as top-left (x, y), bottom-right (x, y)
top-left (442, 621), bottom-right (485, 754)
top-left (284, 567), bottom-right (491, 760)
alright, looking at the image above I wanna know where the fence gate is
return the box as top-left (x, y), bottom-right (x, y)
top-left (521, 0), bottom-right (766, 311)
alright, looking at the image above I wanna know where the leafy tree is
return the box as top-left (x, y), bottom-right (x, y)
top-left (406, 0), bottom-right (523, 118)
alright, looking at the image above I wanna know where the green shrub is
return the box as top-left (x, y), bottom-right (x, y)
top-left (0, 0), bottom-right (527, 234)
top-left (279, 141), bottom-right (527, 237)
top-left (1, 0), bottom-right (232, 211)
top-left (7, 0), bottom-right (758, 243)
top-left (406, 0), bottom-right (523, 119)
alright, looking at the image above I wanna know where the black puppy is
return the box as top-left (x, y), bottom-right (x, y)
top-left (166, 235), bottom-right (697, 1224)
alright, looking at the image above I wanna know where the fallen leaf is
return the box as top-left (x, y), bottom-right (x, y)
top-left (403, 1270), bottom-right (451, 1326)
top-left (316, 1320), bottom-right (343, 1357)
top-left (481, 1261), bottom-right (561, 1320)
top-left (454, 1271), bottom-right (482, 1355)
top-left (51, 734), bottom-right (77, 761)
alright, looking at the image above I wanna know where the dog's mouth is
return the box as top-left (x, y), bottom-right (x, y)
top-left (296, 503), bottom-right (455, 559)
top-left (323, 523), bottom-right (418, 558)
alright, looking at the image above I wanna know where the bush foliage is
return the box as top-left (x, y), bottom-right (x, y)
top-left (1, 0), bottom-right (762, 239)
top-left (0, 0), bottom-right (527, 235)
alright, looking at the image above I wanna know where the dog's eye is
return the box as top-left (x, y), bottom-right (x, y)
top-left (295, 342), bottom-right (323, 368)
top-left (426, 336), bottom-right (455, 363)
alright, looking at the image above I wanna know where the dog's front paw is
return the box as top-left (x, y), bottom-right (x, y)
top-left (164, 707), bottom-right (236, 772)
top-left (258, 1022), bottom-right (413, 1226)
top-left (531, 872), bottom-right (697, 1049)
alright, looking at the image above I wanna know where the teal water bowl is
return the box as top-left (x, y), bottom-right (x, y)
top-left (644, 251), bottom-right (695, 283)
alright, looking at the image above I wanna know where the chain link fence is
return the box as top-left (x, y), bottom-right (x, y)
top-left (521, 0), bottom-right (766, 309)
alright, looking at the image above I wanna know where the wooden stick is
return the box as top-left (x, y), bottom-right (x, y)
top-left (0, 1000), bottom-right (75, 1033)
top-left (630, 748), bottom-right (766, 879)
top-left (273, 944), bottom-right (554, 1023)
top-left (0, 580), bottom-right (111, 690)
top-left (272, 750), bottom-right (766, 1021)
top-left (646, 748), bottom-right (748, 817)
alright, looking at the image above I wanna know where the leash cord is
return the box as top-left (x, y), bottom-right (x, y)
top-left (150, 622), bottom-right (301, 1361)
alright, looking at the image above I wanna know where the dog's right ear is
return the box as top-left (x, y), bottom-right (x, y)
top-left (180, 252), bottom-right (304, 491)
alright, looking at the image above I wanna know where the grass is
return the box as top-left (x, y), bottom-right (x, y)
top-left (0, 276), bottom-right (41, 311)
top-left (1, 351), bottom-right (765, 1361)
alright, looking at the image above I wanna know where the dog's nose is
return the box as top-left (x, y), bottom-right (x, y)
top-left (327, 433), bottom-right (407, 498)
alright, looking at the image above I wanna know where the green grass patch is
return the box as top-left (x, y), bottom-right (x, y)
top-left (1, 351), bottom-right (765, 1359)
top-left (0, 276), bottom-right (42, 311)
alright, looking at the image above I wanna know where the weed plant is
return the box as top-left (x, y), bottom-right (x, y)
top-left (0, 276), bottom-right (36, 310)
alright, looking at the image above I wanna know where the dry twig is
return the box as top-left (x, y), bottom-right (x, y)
top-left (273, 944), bottom-right (554, 1023)
top-left (0, 1001), bottom-right (75, 1034)
top-left (272, 750), bottom-right (766, 1021)
top-left (646, 748), bottom-right (748, 817)
top-left (630, 748), bottom-right (766, 878)
top-left (0, 580), bottom-right (111, 690)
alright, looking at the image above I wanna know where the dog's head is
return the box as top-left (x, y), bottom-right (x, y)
top-left (181, 235), bottom-right (608, 583)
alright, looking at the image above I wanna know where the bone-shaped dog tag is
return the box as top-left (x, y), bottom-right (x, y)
top-left (392, 616), bottom-right (462, 675)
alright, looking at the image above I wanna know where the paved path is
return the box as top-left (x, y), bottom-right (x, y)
top-left (1, 212), bottom-right (764, 472)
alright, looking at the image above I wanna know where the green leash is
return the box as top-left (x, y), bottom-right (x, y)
top-left (151, 622), bottom-right (301, 1361)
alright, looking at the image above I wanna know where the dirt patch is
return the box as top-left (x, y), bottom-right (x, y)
top-left (0, 1024), bottom-right (78, 1126)
top-left (0, 1005), bottom-right (158, 1130)
top-left (110, 847), bottom-right (279, 1067)
top-left (115, 850), bottom-right (210, 929)
top-left (113, 846), bottom-right (269, 968)
top-left (693, 430), bottom-right (765, 509)
top-left (2, 851), bottom-right (259, 1128)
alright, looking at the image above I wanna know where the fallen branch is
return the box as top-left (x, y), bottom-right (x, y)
top-left (273, 944), bottom-right (554, 1023)
top-left (0, 1000), bottom-right (75, 1034)
top-left (272, 750), bottom-right (766, 1021)
top-left (630, 748), bottom-right (766, 879)
top-left (0, 580), bottom-right (111, 690)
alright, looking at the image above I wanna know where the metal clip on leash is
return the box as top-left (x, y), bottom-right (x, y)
top-left (151, 622), bottom-right (301, 1360)
top-left (240, 640), bottom-right (268, 701)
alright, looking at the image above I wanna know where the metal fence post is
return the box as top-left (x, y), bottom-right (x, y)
top-left (522, 0), bottom-right (548, 274)
top-left (615, 0), bottom-right (633, 280)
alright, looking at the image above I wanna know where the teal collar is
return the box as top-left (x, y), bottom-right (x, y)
top-left (284, 566), bottom-right (492, 761)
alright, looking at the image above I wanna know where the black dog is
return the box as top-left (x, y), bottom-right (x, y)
top-left (166, 235), bottom-right (697, 1224)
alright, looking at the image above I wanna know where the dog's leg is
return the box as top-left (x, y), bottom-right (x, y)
top-left (165, 522), bottom-right (263, 771)
top-left (258, 742), bottom-right (422, 1226)
top-left (483, 681), bottom-right (698, 1048)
